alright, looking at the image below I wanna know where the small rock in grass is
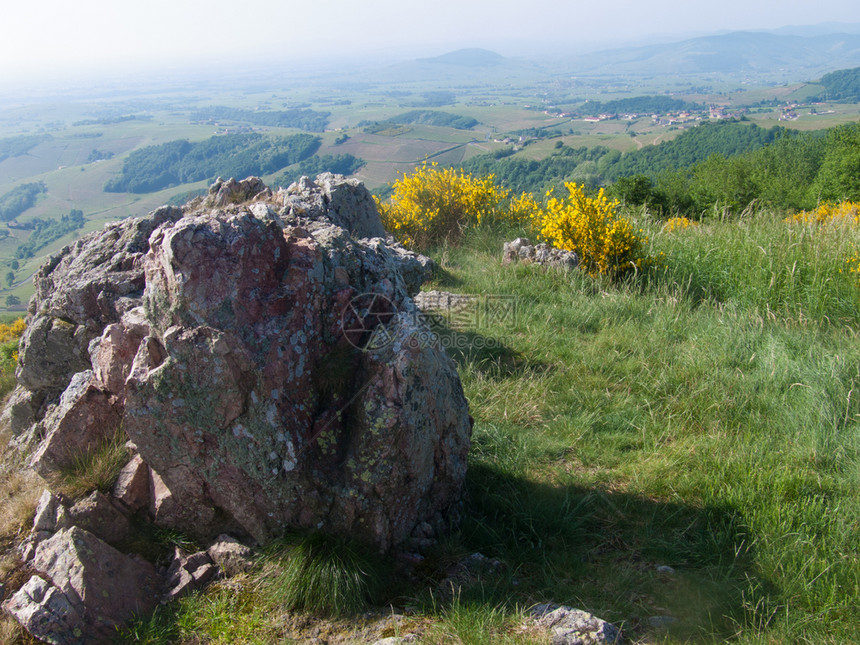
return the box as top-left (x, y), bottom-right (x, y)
top-left (531, 603), bottom-right (623, 644)
top-left (648, 615), bottom-right (677, 628)
top-left (206, 534), bottom-right (254, 577)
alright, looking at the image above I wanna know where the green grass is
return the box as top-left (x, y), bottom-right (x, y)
top-left (122, 580), bottom-right (287, 645)
top-left (49, 430), bottom-right (132, 500)
top-left (424, 595), bottom-right (542, 644)
top-left (640, 209), bottom-right (860, 324)
top-left (421, 215), bottom-right (860, 643)
top-left (124, 532), bottom-right (387, 644)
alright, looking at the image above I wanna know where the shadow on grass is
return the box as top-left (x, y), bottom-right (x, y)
top-left (428, 325), bottom-right (549, 382)
top-left (428, 264), bottom-right (465, 289)
top-left (424, 460), bottom-right (773, 643)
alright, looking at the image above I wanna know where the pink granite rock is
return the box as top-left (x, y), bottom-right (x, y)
top-left (3, 575), bottom-right (84, 645)
top-left (163, 547), bottom-right (218, 601)
top-left (4, 527), bottom-right (161, 644)
top-left (206, 534), bottom-right (254, 577)
top-left (66, 491), bottom-right (132, 545)
top-left (111, 453), bottom-right (151, 511)
top-left (29, 371), bottom-right (122, 477)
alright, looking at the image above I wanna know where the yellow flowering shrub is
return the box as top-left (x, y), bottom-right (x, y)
top-left (0, 317), bottom-right (25, 395)
top-left (788, 201), bottom-right (860, 225)
top-left (375, 162), bottom-right (513, 248)
top-left (375, 163), bottom-right (541, 248)
top-left (788, 202), bottom-right (860, 288)
top-left (376, 167), bottom-right (648, 279)
top-left (0, 317), bottom-right (26, 344)
top-left (535, 182), bottom-right (648, 277)
top-left (663, 216), bottom-right (697, 233)
top-left (505, 191), bottom-right (543, 227)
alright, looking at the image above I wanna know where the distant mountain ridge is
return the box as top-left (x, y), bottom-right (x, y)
top-left (349, 23), bottom-right (860, 87)
top-left (762, 22), bottom-right (860, 37)
top-left (418, 48), bottom-right (507, 67)
top-left (564, 30), bottom-right (860, 78)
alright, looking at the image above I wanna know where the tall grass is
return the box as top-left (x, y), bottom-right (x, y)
top-left (641, 208), bottom-right (860, 324)
top-left (425, 213), bottom-right (860, 643)
top-left (49, 429), bottom-right (132, 500)
top-left (258, 532), bottom-right (387, 617)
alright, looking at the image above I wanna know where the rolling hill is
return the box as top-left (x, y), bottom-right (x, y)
top-left (562, 31), bottom-right (860, 79)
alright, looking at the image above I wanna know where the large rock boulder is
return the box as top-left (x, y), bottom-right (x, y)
top-left (8, 174), bottom-right (469, 554)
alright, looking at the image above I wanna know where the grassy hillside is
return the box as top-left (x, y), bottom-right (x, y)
top-left (86, 203), bottom-right (860, 644)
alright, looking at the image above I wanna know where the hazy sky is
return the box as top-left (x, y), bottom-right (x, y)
top-left (3, 0), bottom-right (860, 81)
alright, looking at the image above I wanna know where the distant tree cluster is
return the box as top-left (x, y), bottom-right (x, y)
top-left (460, 145), bottom-right (610, 194)
top-left (104, 133), bottom-right (321, 194)
top-left (360, 123), bottom-right (412, 136)
top-left (360, 110), bottom-right (478, 132)
top-left (405, 91), bottom-right (456, 108)
top-left (15, 209), bottom-right (85, 259)
top-left (460, 120), bottom-right (789, 196)
top-left (86, 149), bottom-right (114, 162)
top-left (812, 66), bottom-right (860, 102)
top-left (388, 110), bottom-right (478, 129)
top-left (190, 106), bottom-right (330, 132)
top-left (607, 123), bottom-right (860, 215)
top-left (604, 120), bottom-right (791, 178)
top-left (0, 182), bottom-right (47, 221)
top-left (271, 154), bottom-right (365, 188)
top-left (72, 115), bottom-right (153, 126)
top-left (577, 95), bottom-right (700, 116)
top-left (510, 127), bottom-right (565, 139)
top-left (0, 134), bottom-right (51, 163)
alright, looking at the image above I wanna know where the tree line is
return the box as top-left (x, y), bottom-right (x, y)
top-left (456, 118), bottom-right (859, 216)
top-left (14, 209), bottom-right (86, 260)
top-left (361, 110), bottom-right (479, 133)
top-left (0, 182), bottom-right (47, 221)
top-left (190, 106), bottom-right (330, 132)
top-left (104, 133), bottom-right (321, 194)
top-left (0, 134), bottom-right (50, 164)
top-left (460, 120), bottom-right (789, 195)
top-left (576, 95), bottom-right (700, 116)
top-left (811, 66), bottom-right (860, 102)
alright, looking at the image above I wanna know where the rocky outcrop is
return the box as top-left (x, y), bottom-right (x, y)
top-left (3, 174), bottom-right (471, 642)
top-left (163, 547), bottom-right (218, 602)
